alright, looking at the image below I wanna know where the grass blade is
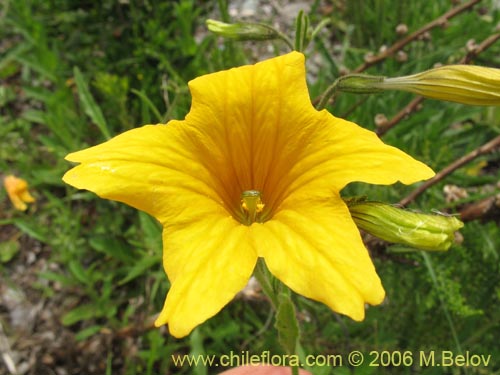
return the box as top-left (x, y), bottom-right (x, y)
top-left (73, 66), bottom-right (111, 139)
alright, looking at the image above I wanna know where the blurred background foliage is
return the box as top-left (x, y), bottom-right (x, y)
top-left (1, 0), bottom-right (499, 374)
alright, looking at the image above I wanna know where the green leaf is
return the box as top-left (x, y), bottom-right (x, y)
top-left (131, 89), bottom-right (163, 123)
top-left (0, 86), bottom-right (16, 106)
top-left (75, 325), bottom-right (102, 341)
top-left (275, 292), bottom-right (299, 356)
top-left (138, 212), bottom-right (162, 251)
top-left (21, 109), bottom-right (46, 124)
top-left (68, 260), bottom-right (89, 285)
top-left (73, 66), bottom-right (111, 139)
top-left (118, 253), bottom-right (161, 285)
top-left (62, 303), bottom-right (97, 325)
top-left (89, 235), bottom-right (136, 264)
top-left (12, 219), bottom-right (48, 243)
top-left (0, 240), bottom-right (20, 263)
top-left (294, 10), bottom-right (310, 52)
top-left (39, 271), bottom-right (76, 287)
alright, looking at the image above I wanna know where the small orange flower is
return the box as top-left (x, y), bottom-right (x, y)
top-left (3, 175), bottom-right (36, 211)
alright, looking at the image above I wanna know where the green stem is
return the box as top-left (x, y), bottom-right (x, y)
top-left (267, 26), bottom-right (294, 51)
top-left (248, 23), bottom-right (294, 51)
top-left (421, 252), bottom-right (464, 357)
top-left (280, 34), bottom-right (295, 51)
top-left (254, 260), bottom-right (302, 375)
top-left (316, 77), bottom-right (340, 110)
top-left (253, 258), bottom-right (279, 309)
top-left (317, 73), bottom-right (385, 110)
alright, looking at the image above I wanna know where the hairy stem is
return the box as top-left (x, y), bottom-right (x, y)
top-left (400, 135), bottom-right (500, 206)
top-left (353, 0), bottom-right (481, 73)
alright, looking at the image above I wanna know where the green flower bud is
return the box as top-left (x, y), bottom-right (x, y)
top-left (377, 65), bottom-right (500, 106)
top-left (347, 200), bottom-right (463, 251)
top-left (336, 74), bottom-right (385, 94)
top-left (206, 19), bottom-right (279, 41)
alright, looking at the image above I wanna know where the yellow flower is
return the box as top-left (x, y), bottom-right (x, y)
top-left (379, 65), bottom-right (500, 106)
top-left (63, 52), bottom-right (434, 338)
top-left (3, 175), bottom-right (36, 211)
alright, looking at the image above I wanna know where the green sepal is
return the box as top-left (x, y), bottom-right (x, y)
top-left (337, 74), bottom-right (385, 94)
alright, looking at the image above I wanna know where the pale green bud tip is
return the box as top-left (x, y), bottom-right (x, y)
top-left (336, 74), bottom-right (385, 94)
top-left (347, 201), bottom-right (464, 251)
top-left (378, 65), bottom-right (500, 106)
top-left (206, 19), bottom-right (279, 41)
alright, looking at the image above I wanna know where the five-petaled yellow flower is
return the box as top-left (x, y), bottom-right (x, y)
top-left (63, 52), bottom-right (434, 338)
top-left (4, 175), bottom-right (36, 211)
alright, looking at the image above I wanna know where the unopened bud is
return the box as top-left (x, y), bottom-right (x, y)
top-left (347, 200), bottom-right (463, 251)
top-left (375, 65), bottom-right (500, 106)
top-left (336, 74), bottom-right (385, 94)
top-left (206, 19), bottom-right (279, 41)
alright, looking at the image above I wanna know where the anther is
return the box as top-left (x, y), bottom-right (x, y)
top-left (241, 190), bottom-right (265, 224)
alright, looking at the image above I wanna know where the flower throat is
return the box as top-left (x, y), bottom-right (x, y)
top-left (240, 190), bottom-right (265, 225)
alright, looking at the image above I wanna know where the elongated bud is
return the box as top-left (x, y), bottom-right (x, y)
top-left (206, 19), bottom-right (279, 41)
top-left (347, 200), bottom-right (463, 251)
top-left (336, 74), bottom-right (385, 94)
top-left (376, 65), bottom-right (500, 106)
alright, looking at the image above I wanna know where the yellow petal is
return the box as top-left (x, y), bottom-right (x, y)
top-left (183, 51), bottom-right (433, 215)
top-left (181, 51), bottom-right (321, 214)
top-left (155, 216), bottom-right (257, 337)
top-left (317, 112), bottom-right (435, 190)
top-left (62, 53), bottom-right (319, 223)
top-left (289, 111), bottom-right (434, 195)
top-left (63, 124), bottom-right (226, 224)
top-left (64, 123), bottom-right (258, 337)
top-left (64, 52), bottom-right (432, 224)
top-left (254, 193), bottom-right (384, 320)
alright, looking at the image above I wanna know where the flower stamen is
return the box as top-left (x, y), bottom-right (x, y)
top-left (241, 190), bottom-right (265, 225)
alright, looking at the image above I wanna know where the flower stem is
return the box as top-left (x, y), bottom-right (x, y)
top-left (253, 258), bottom-right (279, 309)
top-left (252, 23), bottom-right (294, 51)
top-left (254, 260), bottom-right (302, 374)
top-left (273, 29), bottom-right (295, 51)
top-left (317, 78), bottom-right (340, 110)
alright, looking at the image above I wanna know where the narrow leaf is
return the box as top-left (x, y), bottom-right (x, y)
top-left (73, 66), bottom-right (111, 139)
top-left (275, 292), bottom-right (299, 356)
